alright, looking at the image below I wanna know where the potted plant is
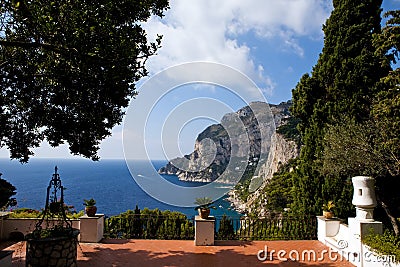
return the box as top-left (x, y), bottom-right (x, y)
top-left (322, 200), bottom-right (335, 219)
top-left (194, 197), bottom-right (216, 219)
top-left (83, 198), bottom-right (97, 217)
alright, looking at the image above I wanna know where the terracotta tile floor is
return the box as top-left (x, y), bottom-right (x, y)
top-left (3, 239), bottom-right (355, 267)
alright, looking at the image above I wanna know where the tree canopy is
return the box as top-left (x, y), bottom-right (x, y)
top-left (322, 9), bottom-right (400, 234)
top-left (0, 173), bottom-right (16, 209)
top-left (289, 0), bottom-right (400, 234)
top-left (0, 0), bottom-right (169, 162)
top-left (291, 0), bottom-right (387, 216)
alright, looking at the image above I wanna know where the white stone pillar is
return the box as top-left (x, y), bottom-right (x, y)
top-left (79, 214), bottom-right (104, 243)
top-left (349, 176), bottom-right (382, 267)
top-left (352, 176), bottom-right (377, 221)
top-left (195, 215), bottom-right (215, 246)
top-left (316, 216), bottom-right (341, 243)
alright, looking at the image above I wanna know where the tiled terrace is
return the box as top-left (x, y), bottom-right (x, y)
top-left (2, 239), bottom-right (354, 267)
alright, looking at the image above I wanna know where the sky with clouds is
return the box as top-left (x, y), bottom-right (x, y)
top-left (143, 0), bottom-right (332, 103)
top-left (0, 0), bottom-right (398, 161)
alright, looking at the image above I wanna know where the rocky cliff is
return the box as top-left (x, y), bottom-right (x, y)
top-left (158, 101), bottom-right (293, 184)
top-left (227, 132), bottom-right (299, 214)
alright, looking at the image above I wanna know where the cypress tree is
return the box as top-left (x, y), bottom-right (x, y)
top-left (291, 0), bottom-right (387, 216)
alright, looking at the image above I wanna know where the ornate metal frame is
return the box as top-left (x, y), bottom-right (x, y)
top-left (34, 166), bottom-right (72, 234)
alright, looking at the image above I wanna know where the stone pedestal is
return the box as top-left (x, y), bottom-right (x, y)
top-left (195, 215), bottom-right (215, 246)
top-left (79, 214), bottom-right (104, 243)
top-left (349, 175), bottom-right (382, 239)
top-left (317, 216), bottom-right (341, 243)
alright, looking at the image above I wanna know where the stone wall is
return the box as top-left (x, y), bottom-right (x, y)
top-left (0, 218), bottom-right (80, 240)
top-left (0, 215), bottom-right (103, 243)
top-left (26, 229), bottom-right (79, 267)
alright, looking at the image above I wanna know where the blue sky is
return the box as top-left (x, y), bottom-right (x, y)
top-left (0, 0), bottom-right (398, 161)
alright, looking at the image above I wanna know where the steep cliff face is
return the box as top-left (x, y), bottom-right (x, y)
top-left (158, 101), bottom-right (292, 184)
top-left (232, 132), bottom-right (299, 215)
top-left (249, 133), bottom-right (300, 193)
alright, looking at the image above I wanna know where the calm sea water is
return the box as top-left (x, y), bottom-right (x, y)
top-left (0, 158), bottom-right (241, 218)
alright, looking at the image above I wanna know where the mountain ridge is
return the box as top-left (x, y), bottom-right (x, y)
top-left (158, 101), bottom-right (294, 185)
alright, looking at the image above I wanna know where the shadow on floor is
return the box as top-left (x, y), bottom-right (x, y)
top-left (78, 241), bottom-right (350, 267)
top-left (1, 239), bottom-right (354, 267)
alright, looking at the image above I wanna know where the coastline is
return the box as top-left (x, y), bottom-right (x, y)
top-left (0, 158), bottom-right (243, 218)
top-left (226, 190), bottom-right (247, 214)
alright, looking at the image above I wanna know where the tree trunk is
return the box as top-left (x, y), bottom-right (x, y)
top-left (379, 199), bottom-right (399, 236)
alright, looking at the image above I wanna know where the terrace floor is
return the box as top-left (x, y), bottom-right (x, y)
top-left (1, 239), bottom-right (354, 267)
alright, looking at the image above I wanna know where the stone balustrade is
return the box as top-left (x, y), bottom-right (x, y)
top-left (317, 176), bottom-right (399, 267)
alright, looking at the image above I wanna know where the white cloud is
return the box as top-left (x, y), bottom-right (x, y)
top-left (226, 0), bottom-right (329, 37)
top-left (0, 0), bottom-right (332, 160)
top-left (142, 0), bottom-right (331, 96)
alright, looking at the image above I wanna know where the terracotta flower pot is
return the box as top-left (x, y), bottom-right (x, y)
top-left (85, 206), bottom-right (97, 217)
top-left (323, 211), bottom-right (333, 219)
top-left (198, 208), bottom-right (210, 219)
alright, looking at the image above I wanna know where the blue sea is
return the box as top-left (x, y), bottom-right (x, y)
top-left (0, 158), bottom-right (241, 218)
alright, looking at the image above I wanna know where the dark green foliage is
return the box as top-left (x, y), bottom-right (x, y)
top-left (234, 179), bottom-right (251, 202)
top-left (276, 117), bottom-right (301, 145)
top-left (128, 205), bottom-right (143, 238)
top-left (323, 118), bottom-right (399, 179)
top-left (0, 173), bottom-right (16, 209)
top-left (105, 209), bottom-right (317, 241)
top-left (233, 161), bottom-right (259, 201)
top-left (83, 198), bottom-right (96, 207)
top-left (290, 0), bottom-right (388, 217)
top-left (260, 160), bottom-right (296, 213)
top-left (370, 10), bottom-right (400, 235)
top-left (236, 215), bottom-right (317, 240)
top-left (104, 207), bottom-right (194, 240)
top-left (371, 10), bottom-right (400, 179)
top-left (217, 214), bottom-right (235, 240)
top-left (363, 229), bottom-right (400, 263)
top-left (0, 0), bottom-right (169, 162)
top-left (320, 9), bottom-right (400, 233)
top-left (373, 10), bottom-right (400, 66)
top-left (245, 159), bottom-right (297, 216)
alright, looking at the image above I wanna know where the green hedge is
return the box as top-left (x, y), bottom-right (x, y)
top-left (363, 229), bottom-right (400, 263)
top-left (104, 207), bottom-right (194, 239)
top-left (8, 208), bottom-right (84, 219)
